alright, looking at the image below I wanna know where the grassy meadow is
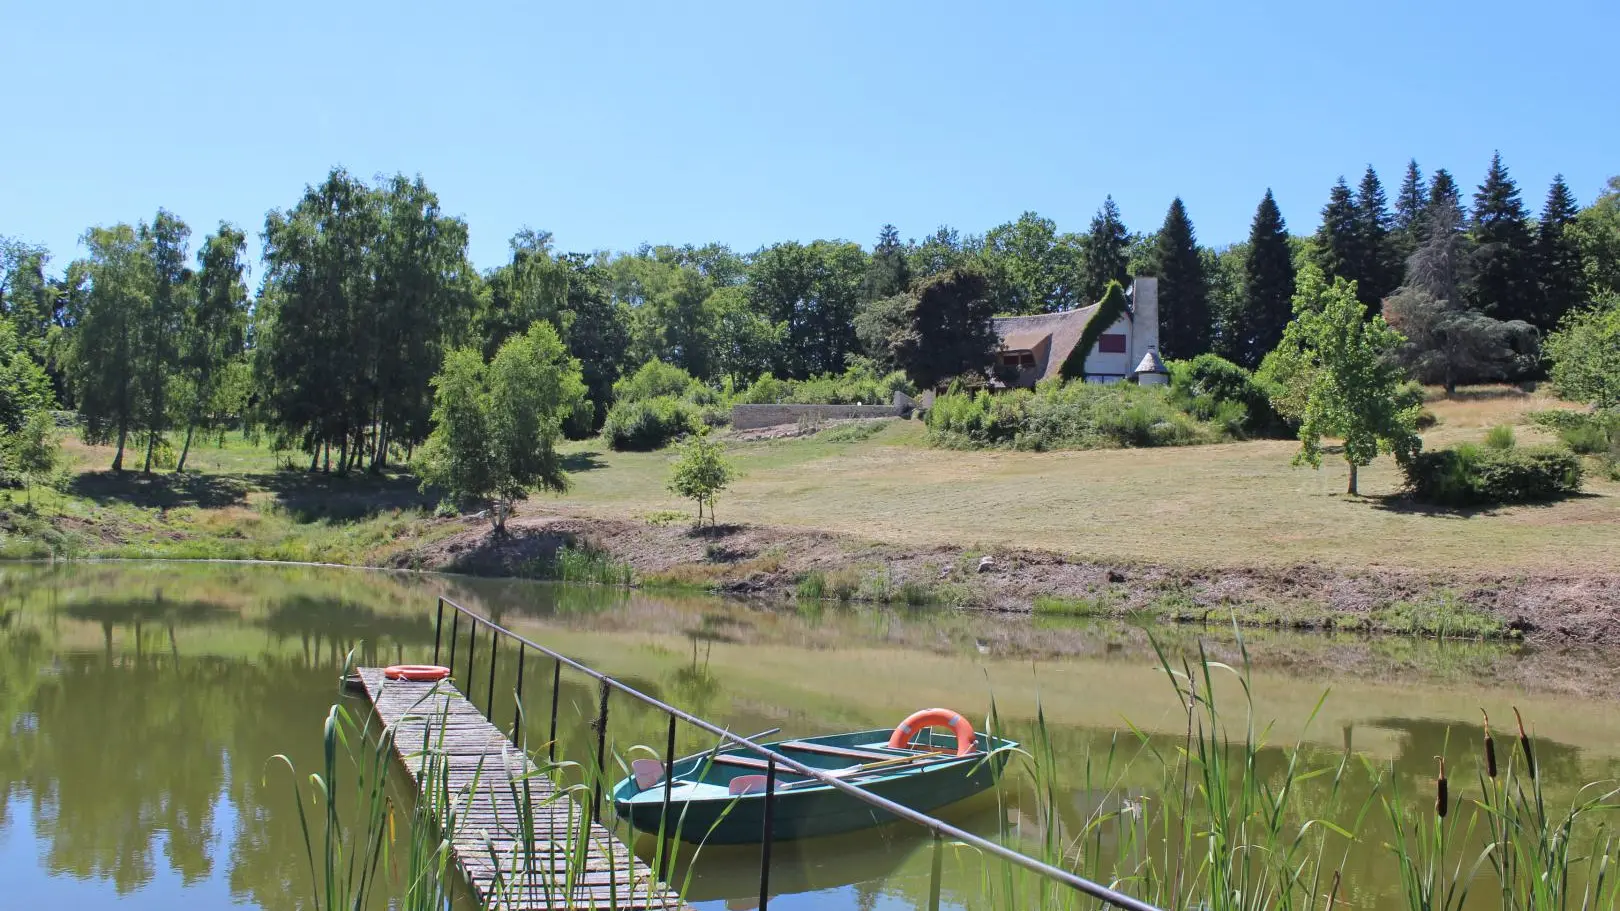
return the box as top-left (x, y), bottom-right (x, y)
top-left (3, 386), bottom-right (1615, 580)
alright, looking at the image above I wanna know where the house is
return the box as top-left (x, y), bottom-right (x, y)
top-left (989, 277), bottom-right (1162, 387)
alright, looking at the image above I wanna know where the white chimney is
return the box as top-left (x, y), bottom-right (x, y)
top-left (1128, 277), bottom-right (1159, 372)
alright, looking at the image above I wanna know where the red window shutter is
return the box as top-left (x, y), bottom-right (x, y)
top-left (1098, 333), bottom-right (1127, 353)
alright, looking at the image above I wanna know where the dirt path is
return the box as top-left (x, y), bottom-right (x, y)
top-left (393, 508), bottom-right (1620, 646)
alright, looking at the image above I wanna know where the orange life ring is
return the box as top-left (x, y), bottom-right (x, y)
top-left (384, 664), bottom-right (451, 682)
top-left (886, 708), bottom-right (977, 756)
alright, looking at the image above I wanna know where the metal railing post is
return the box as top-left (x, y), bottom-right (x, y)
top-left (928, 831), bottom-right (944, 911)
top-left (513, 642), bottom-right (526, 735)
top-left (465, 616), bottom-right (477, 699)
top-left (486, 624), bottom-right (499, 717)
top-left (432, 598), bottom-right (444, 666)
top-left (592, 678), bottom-right (610, 823)
top-left (660, 713), bottom-right (677, 882)
top-left (548, 658), bottom-right (561, 763)
top-left (759, 757), bottom-right (777, 910)
top-left (446, 608), bottom-right (459, 678)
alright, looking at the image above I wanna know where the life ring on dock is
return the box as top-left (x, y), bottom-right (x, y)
top-left (887, 708), bottom-right (976, 756)
top-left (384, 664), bottom-right (451, 682)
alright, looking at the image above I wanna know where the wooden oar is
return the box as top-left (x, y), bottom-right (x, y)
top-left (634, 728), bottom-right (783, 790)
top-left (775, 751), bottom-right (983, 792)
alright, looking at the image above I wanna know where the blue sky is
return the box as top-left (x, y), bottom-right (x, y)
top-left (3, 0), bottom-right (1615, 272)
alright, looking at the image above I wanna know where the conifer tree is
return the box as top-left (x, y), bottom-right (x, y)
top-left (1153, 198), bottom-right (1211, 359)
top-left (862, 224), bottom-right (911, 302)
top-left (1230, 190), bottom-right (1296, 368)
top-left (1465, 152), bottom-right (1538, 325)
top-left (1080, 196), bottom-right (1130, 304)
top-left (1426, 169), bottom-right (1465, 240)
top-left (1393, 159), bottom-right (1428, 260)
top-left (1536, 175), bottom-right (1584, 332)
top-left (1354, 166), bottom-right (1399, 310)
top-left (1313, 178), bottom-right (1363, 289)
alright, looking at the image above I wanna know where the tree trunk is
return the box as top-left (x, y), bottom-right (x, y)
top-left (112, 423), bottom-right (128, 471)
top-left (176, 421), bottom-right (197, 473)
top-left (1346, 461), bottom-right (1359, 496)
top-left (143, 429), bottom-right (157, 474)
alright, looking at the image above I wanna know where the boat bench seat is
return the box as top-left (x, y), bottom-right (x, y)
top-left (710, 753), bottom-right (774, 771)
top-left (779, 741), bottom-right (899, 762)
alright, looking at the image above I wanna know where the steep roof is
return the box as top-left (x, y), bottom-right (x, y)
top-left (991, 304), bottom-right (1100, 382)
top-left (1133, 349), bottom-right (1168, 375)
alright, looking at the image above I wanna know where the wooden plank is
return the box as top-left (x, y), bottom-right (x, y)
top-left (357, 668), bottom-right (689, 911)
top-left (778, 740), bottom-right (899, 762)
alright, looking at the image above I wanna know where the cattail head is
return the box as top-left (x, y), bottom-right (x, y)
top-left (1482, 709), bottom-right (1498, 779)
top-left (1514, 706), bottom-right (1536, 780)
top-left (1436, 757), bottom-right (1449, 818)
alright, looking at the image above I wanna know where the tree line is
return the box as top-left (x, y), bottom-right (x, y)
top-left (1, 154), bottom-right (1617, 474)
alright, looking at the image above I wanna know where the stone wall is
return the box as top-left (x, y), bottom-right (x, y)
top-left (730, 404), bottom-right (904, 430)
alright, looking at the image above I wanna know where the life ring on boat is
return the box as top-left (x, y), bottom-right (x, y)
top-left (887, 708), bottom-right (976, 756)
top-left (384, 664), bottom-right (451, 682)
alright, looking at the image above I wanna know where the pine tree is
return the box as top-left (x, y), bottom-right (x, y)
top-left (1465, 152), bottom-right (1538, 325)
top-left (1426, 169), bottom-right (1465, 240)
top-left (862, 224), bottom-right (911, 302)
top-left (1354, 165), bottom-right (1399, 310)
top-left (1393, 159), bottom-right (1428, 261)
top-left (1536, 175), bottom-right (1584, 332)
top-left (1153, 198), bottom-right (1211, 359)
top-left (1080, 196), bottom-right (1130, 304)
top-left (1230, 190), bottom-right (1296, 369)
top-left (1313, 178), bottom-right (1363, 289)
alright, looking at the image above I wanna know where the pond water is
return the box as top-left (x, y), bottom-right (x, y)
top-left (3, 562), bottom-right (1619, 911)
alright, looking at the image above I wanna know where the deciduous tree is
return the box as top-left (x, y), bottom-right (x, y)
top-left (667, 430), bottom-right (734, 525)
top-left (176, 224), bottom-right (249, 471)
top-left (886, 266), bottom-right (998, 389)
top-left (1266, 265), bottom-right (1419, 495)
top-left (70, 224), bottom-right (151, 471)
top-left (1545, 295), bottom-right (1620, 413)
top-left (417, 322), bottom-right (587, 532)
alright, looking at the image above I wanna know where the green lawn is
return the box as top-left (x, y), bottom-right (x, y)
top-left (552, 390), bottom-right (1620, 575)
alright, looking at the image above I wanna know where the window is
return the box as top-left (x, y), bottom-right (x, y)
top-left (1098, 333), bottom-right (1127, 354)
top-left (1000, 351), bottom-right (1037, 368)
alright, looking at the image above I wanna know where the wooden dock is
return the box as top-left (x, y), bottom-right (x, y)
top-left (356, 668), bottom-right (688, 910)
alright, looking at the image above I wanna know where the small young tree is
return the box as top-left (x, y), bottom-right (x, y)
top-left (1545, 295), bottom-right (1620, 413)
top-left (8, 409), bottom-right (61, 507)
top-left (417, 322), bottom-right (587, 532)
top-left (1268, 265), bottom-right (1421, 495)
top-left (667, 431), bottom-right (734, 526)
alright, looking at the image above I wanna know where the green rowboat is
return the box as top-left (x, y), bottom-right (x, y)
top-left (612, 725), bottom-right (1017, 845)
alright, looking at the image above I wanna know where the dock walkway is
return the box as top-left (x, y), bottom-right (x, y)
top-left (356, 668), bottom-right (687, 910)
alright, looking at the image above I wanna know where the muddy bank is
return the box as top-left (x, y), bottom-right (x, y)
top-left (392, 510), bottom-right (1620, 646)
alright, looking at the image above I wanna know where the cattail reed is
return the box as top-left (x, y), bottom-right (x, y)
top-left (1436, 757), bottom-right (1449, 818)
top-left (1482, 709), bottom-right (1498, 778)
top-left (1326, 870), bottom-right (1341, 911)
top-left (1514, 706), bottom-right (1536, 779)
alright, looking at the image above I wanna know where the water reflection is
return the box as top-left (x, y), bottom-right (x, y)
top-left (2, 562), bottom-right (1619, 911)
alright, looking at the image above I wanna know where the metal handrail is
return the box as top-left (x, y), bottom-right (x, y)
top-left (432, 595), bottom-right (1163, 911)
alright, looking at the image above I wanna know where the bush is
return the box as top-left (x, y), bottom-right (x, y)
top-left (602, 396), bottom-right (702, 451)
top-left (1405, 443), bottom-right (1583, 506)
top-left (1483, 424), bottom-right (1516, 450)
top-left (736, 363), bottom-right (915, 406)
top-left (1167, 354), bottom-right (1294, 439)
top-left (1529, 409), bottom-right (1619, 455)
top-left (613, 360), bottom-right (704, 404)
top-left (927, 380), bottom-right (1222, 451)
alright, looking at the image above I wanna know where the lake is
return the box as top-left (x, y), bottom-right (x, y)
top-left (3, 562), bottom-right (1619, 910)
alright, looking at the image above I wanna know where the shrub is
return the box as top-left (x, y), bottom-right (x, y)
top-left (1168, 354), bottom-right (1295, 439)
top-left (928, 380), bottom-right (1222, 451)
top-left (1483, 424), bottom-right (1516, 450)
top-left (736, 363), bottom-right (916, 406)
top-left (613, 360), bottom-right (702, 404)
top-left (1405, 444), bottom-right (1583, 506)
top-left (602, 396), bottom-right (701, 451)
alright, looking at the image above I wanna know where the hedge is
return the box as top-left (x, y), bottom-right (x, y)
top-left (1404, 443), bottom-right (1583, 506)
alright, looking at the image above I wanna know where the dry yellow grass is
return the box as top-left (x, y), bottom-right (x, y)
top-left (554, 386), bottom-right (1619, 575)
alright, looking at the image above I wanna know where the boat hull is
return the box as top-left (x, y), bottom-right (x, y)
top-left (612, 730), bottom-right (1012, 845)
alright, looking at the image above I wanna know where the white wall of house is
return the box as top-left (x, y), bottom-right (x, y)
top-left (1079, 277), bottom-right (1160, 381)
